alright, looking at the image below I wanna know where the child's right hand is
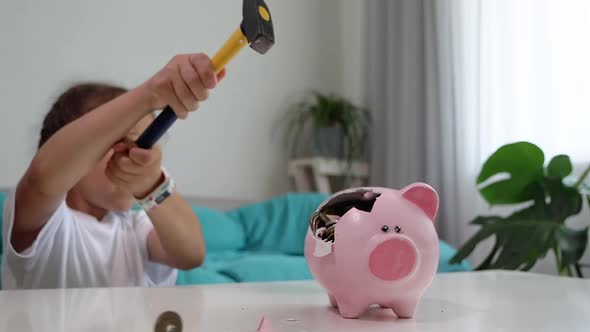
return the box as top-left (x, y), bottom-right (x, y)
top-left (141, 53), bottom-right (226, 119)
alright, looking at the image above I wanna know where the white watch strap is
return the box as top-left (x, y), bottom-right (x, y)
top-left (136, 168), bottom-right (175, 211)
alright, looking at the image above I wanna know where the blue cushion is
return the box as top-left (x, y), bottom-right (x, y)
top-left (133, 203), bottom-right (246, 251)
top-left (176, 267), bottom-right (236, 285)
top-left (193, 206), bottom-right (246, 251)
top-left (176, 251), bottom-right (245, 285)
top-left (226, 193), bottom-right (329, 255)
top-left (217, 253), bottom-right (314, 282)
top-left (177, 251), bottom-right (315, 285)
top-left (438, 240), bottom-right (472, 272)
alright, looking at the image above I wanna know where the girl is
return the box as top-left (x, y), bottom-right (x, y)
top-left (2, 53), bottom-right (225, 289)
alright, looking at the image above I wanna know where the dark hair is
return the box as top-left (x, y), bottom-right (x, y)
top-left (39, 82), bottom-right (128, 149)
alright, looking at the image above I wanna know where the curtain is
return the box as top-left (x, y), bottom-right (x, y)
top-left (367, 0), bottom-right (483, 247)
top-left (367, 0), bottom-right (590, 258)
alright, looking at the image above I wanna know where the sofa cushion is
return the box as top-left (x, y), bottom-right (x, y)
top-left (217, 253), bottom-right (313, 282)
top-left (176, 267), bottom-right (236, 285)
top-left (439, 241), bottom-right (471, 272)
top-left (193, 206), bottom-right (246, 251)
top-left (226, 193), bottom-right (329, 256)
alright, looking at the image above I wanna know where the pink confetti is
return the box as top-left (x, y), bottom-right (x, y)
top-left (257, 316), bottom-right (273, 332)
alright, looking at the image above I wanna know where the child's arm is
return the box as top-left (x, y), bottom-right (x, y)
top-left (106, 142), bottom-right (209, 269)
top-left (146, 192), bottom-right (207, 269)
top-left (13, 53), bottom-right (218, 252)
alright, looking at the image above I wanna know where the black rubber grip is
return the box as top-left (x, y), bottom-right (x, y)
top-left (135, 106), bottom-right (178, 149)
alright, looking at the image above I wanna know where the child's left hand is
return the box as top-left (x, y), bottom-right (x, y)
top-left (106, 141), bottom-right (164, 198)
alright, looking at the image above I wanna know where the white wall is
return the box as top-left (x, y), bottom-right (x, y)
top-left (0, 0), bottom-right (349, 201)
top-left (337, 0), bottom-right (368, 107)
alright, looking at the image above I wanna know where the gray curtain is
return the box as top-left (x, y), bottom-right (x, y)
top-left (366, 0), bottom-right (478, 246)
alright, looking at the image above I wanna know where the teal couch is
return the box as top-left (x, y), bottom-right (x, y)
top-left (0, 191), bottom-right (471, 287)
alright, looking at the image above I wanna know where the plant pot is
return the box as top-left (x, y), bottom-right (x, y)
top-left (313, 126), bottom-right (344, 159)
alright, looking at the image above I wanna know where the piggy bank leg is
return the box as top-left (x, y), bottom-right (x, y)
top-left (390, 297), bottom-right (419, 319)
top-left (335, 298), bottom-right (369, 319)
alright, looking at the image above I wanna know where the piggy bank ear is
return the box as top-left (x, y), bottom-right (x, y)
top-left (401, 183), bottom-right (439, 222)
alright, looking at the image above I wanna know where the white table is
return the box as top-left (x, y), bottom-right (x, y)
top-left (0, 271), bottom-right (588, 332)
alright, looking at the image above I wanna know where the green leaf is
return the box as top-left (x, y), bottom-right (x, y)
top-left (452, 219), bottom-right (527, 265)
top-left (436, 142), bottom-right (587, 276)
top-left (477, 142), bottom-right (545, 205)
top-left (450, 225), bottom-right (496, 265)
top-left (547, 155), bottom-right (573, 179)
top-left (474, 240), bottom-right (500, 270)
top-left (487, 220), bottom-right (558, 270)
top-left (451, 218), bottom-right (560, 270)
top-left (544, 179), bottom-right (583, 221)
top-left (574, 264), bottom-right (584, 278)
top-left (508, 201), bottom-right (547, 220)
top-left (471, 216), bottom-right (503, 226)
top-left (502, 180), bottom-right (582, 223)
top-left (557, 227), bottom-right (589, 265)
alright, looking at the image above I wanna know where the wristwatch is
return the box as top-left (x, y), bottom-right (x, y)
top-left (136, 167), bottom-right (175, 211)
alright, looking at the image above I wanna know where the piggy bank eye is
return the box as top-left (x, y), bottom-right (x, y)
top-left (381, 226), bottom-right (389, 233)
top-left (394, 226), bottom-right (402, 233)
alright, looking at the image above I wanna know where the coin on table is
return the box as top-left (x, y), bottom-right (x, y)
top-left (155, 311), bottom-right (182, 332)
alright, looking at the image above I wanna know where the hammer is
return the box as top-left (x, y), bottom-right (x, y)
top-left (135, 0), bottom-right (275, 149)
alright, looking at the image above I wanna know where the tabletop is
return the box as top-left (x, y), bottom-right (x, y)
top-left (0, 271), bottom-right (588, 332)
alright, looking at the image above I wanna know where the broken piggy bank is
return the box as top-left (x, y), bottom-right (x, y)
top-left (304, 183), bottom-right (440, 319)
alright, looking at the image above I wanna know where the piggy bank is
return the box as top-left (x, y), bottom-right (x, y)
top-left (304, 183), bottom-right (439, 319)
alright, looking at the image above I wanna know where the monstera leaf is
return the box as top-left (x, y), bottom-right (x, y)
top-left (547, 155), bottom-right (573, 179)
top-left (477, 142), bottom-right (545, 205)
top-left (453, 141), bottom-right (590, 278)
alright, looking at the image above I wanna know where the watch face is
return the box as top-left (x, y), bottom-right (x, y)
top-left (155, 190), bottom-right (172, 204)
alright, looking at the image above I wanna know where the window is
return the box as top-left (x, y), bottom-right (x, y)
top-left (477, 0), bottom-right (590, 165)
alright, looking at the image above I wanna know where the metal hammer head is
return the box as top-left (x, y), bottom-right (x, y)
top-left (241, 0), bottom-right (275, 54)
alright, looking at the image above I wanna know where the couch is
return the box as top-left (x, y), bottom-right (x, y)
top-left (0, 191), bottom-right (471, 287)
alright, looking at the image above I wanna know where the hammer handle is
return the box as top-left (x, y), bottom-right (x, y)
top-left (135, 26), bottom-right (248, 149)
top-left (135, 107), bottom-right (177, 149)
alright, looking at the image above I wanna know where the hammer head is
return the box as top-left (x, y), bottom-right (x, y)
top-left (241, 0), bottom-right (275, 54)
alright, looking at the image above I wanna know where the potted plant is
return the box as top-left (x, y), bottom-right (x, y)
top-left (450, 141), bottom-right (590, 278)
top-left (280, 91), bottom-right (371, 177)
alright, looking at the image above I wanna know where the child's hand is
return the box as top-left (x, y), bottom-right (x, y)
top-left (106, 141), bottom-right (165, 198)
top-left (141, 53), bottom-right (226, 119)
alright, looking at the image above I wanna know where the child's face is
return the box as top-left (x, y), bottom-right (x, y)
top-left (75, 115), bottom-right (156, 212)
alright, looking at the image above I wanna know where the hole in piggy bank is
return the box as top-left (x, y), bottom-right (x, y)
top-left (310, 189), bottom-right (382, 243)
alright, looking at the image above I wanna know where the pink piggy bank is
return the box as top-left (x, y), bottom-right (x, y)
top-left (304, 183), bottom-right (440, 319)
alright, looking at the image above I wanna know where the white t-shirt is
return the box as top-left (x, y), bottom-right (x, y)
top-left (1, 189), bottom-right (177, 289)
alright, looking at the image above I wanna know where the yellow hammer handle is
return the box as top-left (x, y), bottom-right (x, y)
top-left (211, 26), bottom-right (249, 74)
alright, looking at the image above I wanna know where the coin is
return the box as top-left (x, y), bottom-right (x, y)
top-left (155, 311), bottom-right (182, 332)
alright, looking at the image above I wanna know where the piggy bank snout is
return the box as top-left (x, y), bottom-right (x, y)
top-left (369, 237), bottom-right (417, 281)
